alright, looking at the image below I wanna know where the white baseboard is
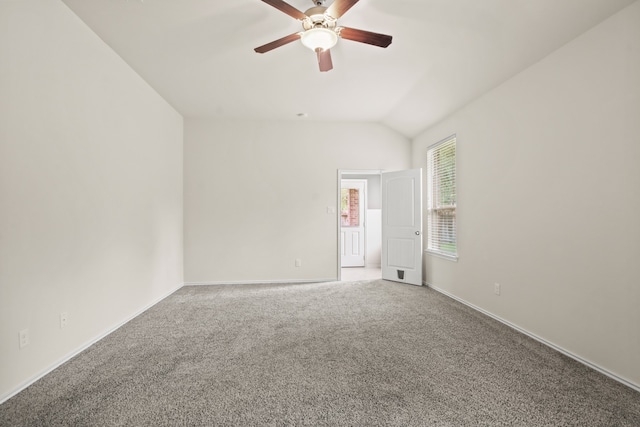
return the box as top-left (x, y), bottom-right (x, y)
top-left (185, 278), bottom-right (337, 286)
top-left (426, 282), bottom-right (640, 393)
top-left (0, 283), bottom-right (184, 405)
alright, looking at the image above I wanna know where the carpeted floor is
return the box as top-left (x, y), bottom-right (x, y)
top-left (1, 279), bottom-right (639, 426)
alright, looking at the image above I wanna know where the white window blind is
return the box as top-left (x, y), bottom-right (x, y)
top-left (427, 135), bottom-right (457, 258)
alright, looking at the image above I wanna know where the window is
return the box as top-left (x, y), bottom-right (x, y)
top-left (340, 188), bottom-right (360, 227)
top-left (427, 135), bottom-right (457, 259)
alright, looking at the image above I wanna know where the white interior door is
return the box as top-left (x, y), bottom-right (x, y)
top-left (341, 179), bottom-right (366, 267)
top-left (381, 169), bottom-right (423, 286)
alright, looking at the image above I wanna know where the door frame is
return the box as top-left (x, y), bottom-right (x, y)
top-left (336, 169), bottom-right (382, 281)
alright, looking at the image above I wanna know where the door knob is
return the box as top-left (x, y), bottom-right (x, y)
top-left (415, 231), bottom-right (420, 236)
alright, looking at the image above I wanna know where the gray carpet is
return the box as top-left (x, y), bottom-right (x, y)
top-left (1, 279), bottom-right (638, 426)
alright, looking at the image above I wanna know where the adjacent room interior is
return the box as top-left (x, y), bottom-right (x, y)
top-left (1, 0), bottom-right (639, 423)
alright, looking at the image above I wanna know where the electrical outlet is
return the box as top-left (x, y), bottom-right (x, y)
top-left (494, 283), bottom-right (501, 296)
top-left (60, 312), bottom-right (68, 329)
top-left (295, 259), bottom-right (302, 267)
top-left (19, 329), bottom-right (29, 349)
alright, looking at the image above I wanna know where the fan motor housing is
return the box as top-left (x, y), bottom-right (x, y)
top-left (302, 6), bottom-right (336, 30)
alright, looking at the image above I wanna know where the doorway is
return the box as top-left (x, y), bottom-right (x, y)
top-left (338, 170), bottom-right (382, 281)
top-left (337, 169), bottom-right (423, 285)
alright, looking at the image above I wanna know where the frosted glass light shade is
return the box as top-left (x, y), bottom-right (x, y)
top-left (300, 28), bottom-right (338, 51)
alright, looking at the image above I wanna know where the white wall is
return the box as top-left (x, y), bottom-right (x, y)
top-left (185, 119), bottom-right (410, 283)
top-left (413, 2), bottom-right (640, 388)
top-left (365, 209), bottom-right (382, 268)
top-left (0, 0), bottom-right (184, 401)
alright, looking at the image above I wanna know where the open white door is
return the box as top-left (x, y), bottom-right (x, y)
top-left (381, 169), bottom-right (423, 286)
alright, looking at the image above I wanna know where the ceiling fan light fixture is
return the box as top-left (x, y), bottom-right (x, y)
top-left (300, 27), bottom-right (338, 51)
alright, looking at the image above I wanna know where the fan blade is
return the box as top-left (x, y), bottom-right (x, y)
top-left (260, 0), bottom-right (307, 20)
top-left (316, 48), bottom-right (333, 72)
top-left (326, 0), bottom-right (360, 19)
top-left (254, 32), bottom-right (301, 53)
top-left (338, 27), bottom-right (392, 48)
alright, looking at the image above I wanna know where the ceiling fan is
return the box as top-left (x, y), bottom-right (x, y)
top-left (254, 0), bottom-right (392, 72)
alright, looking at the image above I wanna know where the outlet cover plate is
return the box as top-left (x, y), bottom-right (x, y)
top-left (60, 312), bottom-right (68, 328)
top-left (19, 329), bottom-right (29, 349)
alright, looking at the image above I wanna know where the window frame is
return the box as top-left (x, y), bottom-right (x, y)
top-left (426, 135), bottom-right (458, 261)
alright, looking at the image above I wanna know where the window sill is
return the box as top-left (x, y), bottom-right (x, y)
top-left (425, 250), bottom-right (458, 262)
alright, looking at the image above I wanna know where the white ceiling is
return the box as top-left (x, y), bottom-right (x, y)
top-left (61, 0), bottom-right (635, 138)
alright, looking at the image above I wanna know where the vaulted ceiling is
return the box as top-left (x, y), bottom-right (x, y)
top-left (61, 0), bottom-right (635, 138)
